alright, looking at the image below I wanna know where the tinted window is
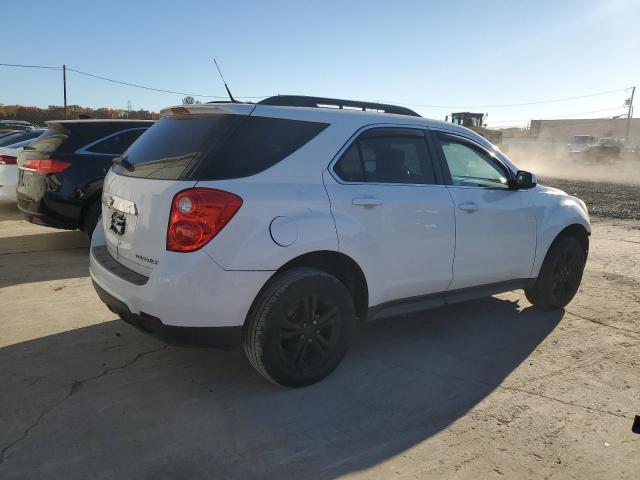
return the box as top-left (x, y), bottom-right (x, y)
top-left (114, 115), bottom-right (246, 180)
top-left (115, 115), bottom-right (327, 180)
top-left (333, 144), bottom-right (363, 182)
top-left (437, 134), bottom-right (509, 189)
top-left (0, 130), bottom-right (43, 147)
top-left (86, 128), bottom-right (146, 155)
top-left (30, 127), bottom-right (69, 153)
top-left (29, 122), bottom-right (154, 155)
top-left (333, 132), bottom-right (436, 184)
top-left (196, 116), bottom-right (329, 180)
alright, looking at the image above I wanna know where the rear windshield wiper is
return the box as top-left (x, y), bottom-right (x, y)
top-left (112, 156), bottom-right (135, 172)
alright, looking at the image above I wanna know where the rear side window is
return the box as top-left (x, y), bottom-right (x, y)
top-left (333, 131), bottom-right (436, 184)
top-left (85, 128), bottom-right (147, 155)
top-left (195, 116), bottom-right (329, 180)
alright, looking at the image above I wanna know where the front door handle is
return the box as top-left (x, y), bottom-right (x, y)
top-left (459, 202), bottom-right (480, 212)
top-left (352, 197), bottom-right (383, 208)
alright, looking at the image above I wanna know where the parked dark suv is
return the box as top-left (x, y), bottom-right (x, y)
top-left (16, 119), bottom-right (154, 236)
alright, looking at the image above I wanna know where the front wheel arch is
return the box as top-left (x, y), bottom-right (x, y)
top-left (549, 224), bottom-right (589, 258)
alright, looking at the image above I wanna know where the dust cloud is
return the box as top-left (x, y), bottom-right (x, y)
top-left (502, 143), bottom-right (640, 185)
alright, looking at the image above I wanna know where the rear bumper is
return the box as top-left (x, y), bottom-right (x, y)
top-left (89, 220), bottom-right (274, 330)
top-left (93, 280), bottom-right (242, 349)
top-left (17, 194), bottom-right (79, 229)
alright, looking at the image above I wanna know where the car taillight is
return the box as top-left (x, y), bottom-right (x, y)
top-left (21, 159), bottom-right (72, 175)
top-left (0, 155), bottom-right (17, 165)
top-left (167, 188), bottom-right (242, 252)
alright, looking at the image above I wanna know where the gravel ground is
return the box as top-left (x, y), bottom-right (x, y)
top-left (541, 177), bottom-right (640, 221)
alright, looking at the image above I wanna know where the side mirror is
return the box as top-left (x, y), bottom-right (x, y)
top-left (509, 170), bottom-right (537, 190)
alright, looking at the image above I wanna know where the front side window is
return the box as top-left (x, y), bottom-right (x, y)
top-left (333, 131), bottom-right (436, 184)
top-left (436, 134), bottom-right (509, 189)
top-left (86, 128), bottom-right (147, 155)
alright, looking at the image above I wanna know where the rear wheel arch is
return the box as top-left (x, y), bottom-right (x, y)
top-left (246, 250), bottom-right (369, 326)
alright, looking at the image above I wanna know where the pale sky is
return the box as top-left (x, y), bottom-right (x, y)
top-left (2, 0), bottom-right (639, 126)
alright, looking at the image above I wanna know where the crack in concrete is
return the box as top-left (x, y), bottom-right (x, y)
top-left (565, 310), bottom-right (640, 338)
top-left (0, 344), bottom-right (167, 465)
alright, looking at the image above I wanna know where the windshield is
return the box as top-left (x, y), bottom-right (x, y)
top-left (571, 135), bottom-right (590, 144)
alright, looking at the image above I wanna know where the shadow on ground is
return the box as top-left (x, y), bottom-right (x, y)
top-left (0, 296), bottom-right (563, 479)
top-left (0, 231), bottom-right (89, 288)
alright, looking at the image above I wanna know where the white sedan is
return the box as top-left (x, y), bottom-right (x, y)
top-left (0, 138), bottom-right (40, 203)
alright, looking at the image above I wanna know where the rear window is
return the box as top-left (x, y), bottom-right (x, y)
top-left (30, 126), bottom-right (69, 153)
top-left (114, 114), bottom-right (329, 180)
top-left (29, 122), bottom-right (154, 155)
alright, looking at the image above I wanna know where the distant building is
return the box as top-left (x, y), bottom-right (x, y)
top-left (530, 118), bottom-right (640, 146)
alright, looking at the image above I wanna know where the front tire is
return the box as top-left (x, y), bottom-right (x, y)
top-left (243, 268), bottom-right (355, 387)
top-left (525, 236), bottom-right (586, 309)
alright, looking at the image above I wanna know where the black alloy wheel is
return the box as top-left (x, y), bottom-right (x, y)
top-left (278, 294), bottom-right (343, 373)
top-left (525, 236), bottom-right (586, 310)
top-left (244, 268), bottom-right (354, 387)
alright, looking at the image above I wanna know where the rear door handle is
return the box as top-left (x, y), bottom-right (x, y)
top-left (459, 202), bottom-right (480, 212)
top-left (352, 197), bottom-right (383, 208)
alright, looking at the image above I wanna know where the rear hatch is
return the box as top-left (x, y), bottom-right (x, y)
top-left (102, 104), bottom-right (254, 275)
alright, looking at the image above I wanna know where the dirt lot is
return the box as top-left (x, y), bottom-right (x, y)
top-left (540, 177), bottom-right (640, 221)
top-left (1, 183), bottom-right (639, 479)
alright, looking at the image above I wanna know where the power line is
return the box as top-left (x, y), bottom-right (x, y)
top-left (0, 62), bottom-right (634, 110)
top-left (383, 87), bottom-right (632, 109)
top-left (66, 67), bottom-right (235, 99)
top-left (0, 62), bottom-right (267, 99)
top-left (0, 62), bottom-right (61, 70)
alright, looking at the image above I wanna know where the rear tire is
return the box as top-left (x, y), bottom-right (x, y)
top-left (525, 236), bottom-right (586, 310)
top-left (243, 268), bottom-right (355, 387)
top-left (84, 201), bottom-right (101, 239)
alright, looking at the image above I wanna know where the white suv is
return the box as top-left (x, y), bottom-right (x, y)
top-left (90, 95), bottom-right (590, 387)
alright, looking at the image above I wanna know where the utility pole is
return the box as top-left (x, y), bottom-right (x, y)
top-left (625, 86), bottom-right (635, 142)
top-left (63, 64), bottom-right (68, 120)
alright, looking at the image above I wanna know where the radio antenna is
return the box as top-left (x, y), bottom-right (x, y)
top-left (213, 58), bottom-right (237, 103)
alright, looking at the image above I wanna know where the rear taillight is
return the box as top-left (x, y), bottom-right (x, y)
top-left (0, 155), bottom-right (17, 165)
top-left (21, 159), bottom-right (72, 175)
top-left (167, 188), bottom-right (242, 252)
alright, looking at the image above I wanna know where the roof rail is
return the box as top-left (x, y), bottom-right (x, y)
top-left (258, 95), bottom-right (421, 117)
